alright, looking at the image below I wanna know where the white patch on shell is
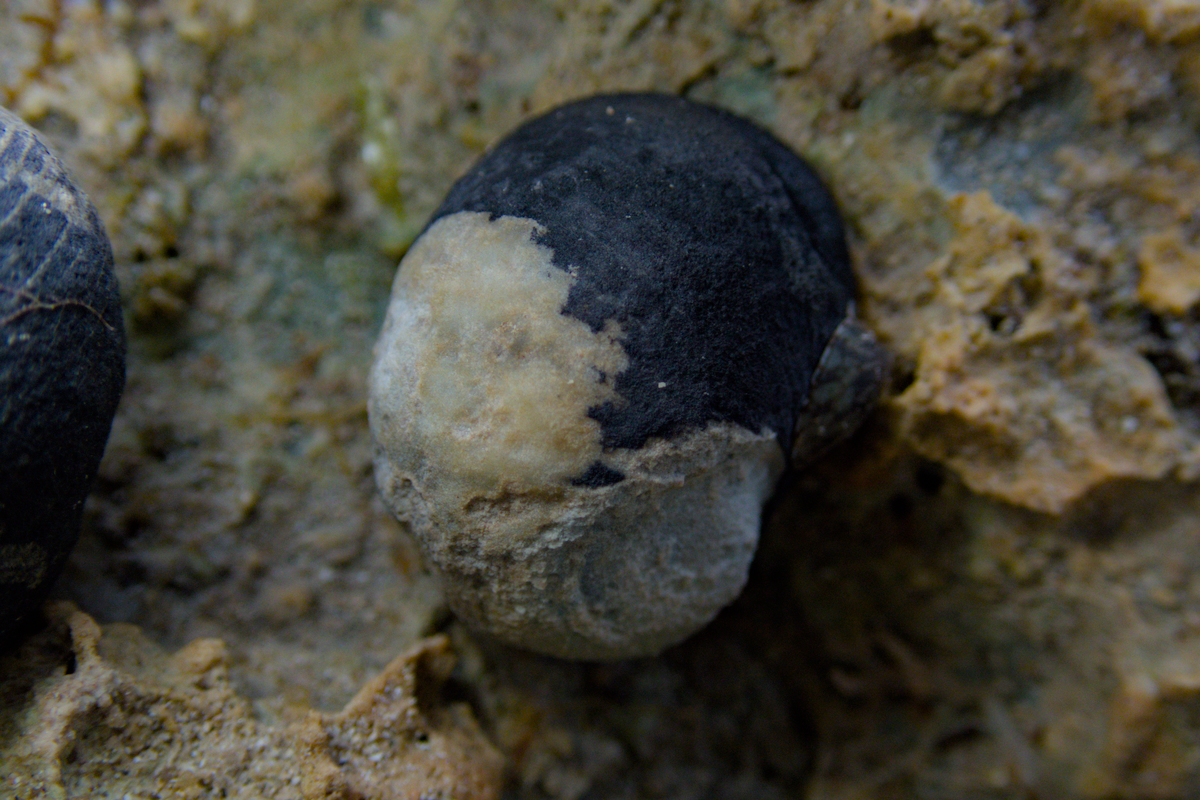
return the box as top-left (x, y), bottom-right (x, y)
top-left (369, 210), bottom-right (626, 503)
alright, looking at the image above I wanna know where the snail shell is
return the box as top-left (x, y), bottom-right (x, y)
top-left (369, 94), bottom-right (885, 659)
top-left (0, 106), bottom-right (125, 648)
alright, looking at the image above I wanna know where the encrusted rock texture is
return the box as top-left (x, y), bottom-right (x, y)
top-left (2, 0), bottom-right (1200, 797)
top-left (0, 603), bottom-right (502, 798)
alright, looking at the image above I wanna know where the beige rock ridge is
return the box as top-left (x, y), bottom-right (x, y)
top-left (0, 603), bottom-right (502, 799)
top-left (892, 192), bottom-right (1183, 513)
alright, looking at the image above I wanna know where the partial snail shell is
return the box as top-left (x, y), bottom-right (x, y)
top-left (0, 106), bottom-right (125, 649)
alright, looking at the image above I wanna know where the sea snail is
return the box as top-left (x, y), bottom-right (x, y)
top-left (369, 93), bottom-right (886, 660)
top-left (0, 107), bottom-right (125, 648)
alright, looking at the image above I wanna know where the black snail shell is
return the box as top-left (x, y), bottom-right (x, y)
top-left (0, 107), bottom-right (125, 648)
top-left (368, 93), bottom-right (886, 660)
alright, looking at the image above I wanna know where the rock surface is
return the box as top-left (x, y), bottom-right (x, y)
top-left (1, 0), bottom-right (1200, 797)
top-left (0, 602), bottom-right (503, 799)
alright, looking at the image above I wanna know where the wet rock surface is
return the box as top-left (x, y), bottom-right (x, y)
top-left (2, 0), bottom-right (1200, 797)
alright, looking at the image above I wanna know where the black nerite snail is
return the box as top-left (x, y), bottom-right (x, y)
top-left (369, 93), bottom-right (886, 660)
top-left (0, 106), bottom-right (125, 648)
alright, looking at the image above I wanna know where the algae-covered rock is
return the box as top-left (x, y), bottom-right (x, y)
top-left (3, 0), bottom-right (1200, 797)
